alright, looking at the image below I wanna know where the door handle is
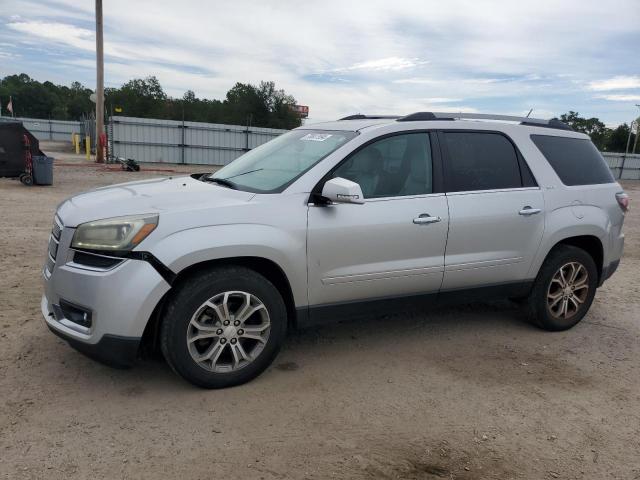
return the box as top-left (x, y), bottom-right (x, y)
top-left (413, 214), bottom-right (442, 225)
top-left (519, 206), bottom-right (542, 216)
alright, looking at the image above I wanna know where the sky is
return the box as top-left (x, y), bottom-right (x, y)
top-left (0, 0), bottom-right (639, 126)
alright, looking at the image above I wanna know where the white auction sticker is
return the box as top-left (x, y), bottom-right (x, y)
top-left (300, 133), bottom-right (333, 142)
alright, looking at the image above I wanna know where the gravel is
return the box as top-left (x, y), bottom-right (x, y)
top-left (1, 143), bottom-right (639, 479)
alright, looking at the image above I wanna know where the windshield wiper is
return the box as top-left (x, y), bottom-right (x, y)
top-left (221, 168), bottom-right (264, 180)
top-left (202, 176), bottom-right (237, 189)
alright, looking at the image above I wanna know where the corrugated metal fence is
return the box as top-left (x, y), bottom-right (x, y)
top-left (1, 116), bottom-right (81, 142)
top-left (109, 116), bottom-right (287, 165)
top-left (4, 114), bottom-right (640, 175)
top-left (602, 152), bottom-right (640, 180)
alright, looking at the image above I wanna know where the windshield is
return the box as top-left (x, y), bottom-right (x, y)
top-left (210, 129), bottom-right (357, 193)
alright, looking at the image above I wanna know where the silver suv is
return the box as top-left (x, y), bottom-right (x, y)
top-left (42, 112), bottom-right (628, 388)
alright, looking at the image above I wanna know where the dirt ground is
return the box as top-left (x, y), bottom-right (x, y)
top-left (1, 142), bottom-right (639, 480)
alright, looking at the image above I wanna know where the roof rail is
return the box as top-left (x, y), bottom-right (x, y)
top-left (338, 114), bottom-right (401, 120)
top-left (397, 112), bottom-right (573, 131)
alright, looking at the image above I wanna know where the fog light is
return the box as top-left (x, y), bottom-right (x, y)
top-left (59, 300), bottom-right (93, 329)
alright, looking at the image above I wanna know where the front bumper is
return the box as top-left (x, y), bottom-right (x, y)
top-left (42, 232), bottom-right (171, 367)
top-left (43, 301), bottom-right (140, 368)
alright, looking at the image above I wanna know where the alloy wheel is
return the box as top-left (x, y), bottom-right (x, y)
top-left (186, 291), bottom-right (271, 372)
top-left (546, 261), bottom-right (589, 320)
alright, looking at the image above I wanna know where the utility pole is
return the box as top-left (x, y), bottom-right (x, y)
top-left (632, 104), bottom-right (640, 155)
top-left (95, 0), bottom-right (105, 163)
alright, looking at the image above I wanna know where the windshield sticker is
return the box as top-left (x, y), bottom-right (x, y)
top-left (300, 133), bottom-right (333, 142)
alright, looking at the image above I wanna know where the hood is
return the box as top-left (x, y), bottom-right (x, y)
top-left (57, 175), bottom-right (255, 227)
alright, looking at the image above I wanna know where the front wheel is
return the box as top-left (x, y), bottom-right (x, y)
top-left (527, 245), bottom-right (598, 331)
top-left (160, 266), bottom-right (287, 388)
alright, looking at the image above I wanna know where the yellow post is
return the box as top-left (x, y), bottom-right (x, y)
top-left (75, 134), bottom-right (80, 154)
top-left (85, 136), bottom-right (91, 160)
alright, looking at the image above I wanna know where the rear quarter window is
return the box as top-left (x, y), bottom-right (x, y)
top-left (530, 135), bottom-right (614, 186)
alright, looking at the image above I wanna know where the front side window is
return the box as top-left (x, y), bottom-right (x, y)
top-left (211, 129), bottom-right (356, 193)
top-left (443, 132), bottom-right (522, 192)
top-left (331, 133), bottom-right (433, 198)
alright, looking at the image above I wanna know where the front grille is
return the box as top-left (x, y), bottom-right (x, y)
top-left (44, 216), bottom-right (63, 279)
top-left (48, 235), bottom-right (59, 259)
top-left (52, 219), bottom-right (62, 240)
top-left (72, 250), bottom-right (123, 269)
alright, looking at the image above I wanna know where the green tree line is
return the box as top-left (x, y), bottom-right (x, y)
top-left (1, 74), bottom-right (637, 151)
top-left (0, 74), bottom-right (302, 129)
top-left (555, 111), bottom-right (636, 153)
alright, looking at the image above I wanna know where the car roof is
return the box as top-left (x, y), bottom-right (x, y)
top-left (298, 112), bottom-right (578, 135)
top-left (298, 118), bottom-right (395, 132)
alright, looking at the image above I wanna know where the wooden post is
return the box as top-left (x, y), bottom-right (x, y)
top-left (95, 0), bottom-right (105, 163)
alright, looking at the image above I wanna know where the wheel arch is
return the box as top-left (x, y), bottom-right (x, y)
top-left (536, 234), bottom-right (604, 283)
top-left (140, 256), bottom-right (299, 354)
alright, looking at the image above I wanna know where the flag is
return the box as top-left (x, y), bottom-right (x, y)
top-left (7, 96), bottom-right (14, 116)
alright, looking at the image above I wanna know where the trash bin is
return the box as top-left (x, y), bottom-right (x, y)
top-left (32, 155), bottom-right (54, 185)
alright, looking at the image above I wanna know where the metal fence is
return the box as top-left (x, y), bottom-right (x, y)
top-left (602, 152), bottom-right (640, 180)
top-left (0, 116), bottom-right (81, 142)
top-left (4, 114), bottom-right (640, 174)
top-left (109, 116), bottom-right (287, 166)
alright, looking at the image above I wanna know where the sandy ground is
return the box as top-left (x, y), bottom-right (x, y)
top-left (1, 142), bottom-right (639, 480)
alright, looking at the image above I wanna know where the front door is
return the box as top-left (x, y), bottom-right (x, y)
top-left (307, 132), bottom-right (449, 317)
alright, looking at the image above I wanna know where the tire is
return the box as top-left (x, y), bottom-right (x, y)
top-left (527, 245), bottom-right (598, 331)
top-left (19, 174), bottom-right (33, 186)
top-left (160, 266), bottom-right (287, 388)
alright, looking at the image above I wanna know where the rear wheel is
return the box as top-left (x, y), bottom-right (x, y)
top-left (527, 245), bottom-right (598, 331)
top-left (160, 266), bottom-right (287, 388)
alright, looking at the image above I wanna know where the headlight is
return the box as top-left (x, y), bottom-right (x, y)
top-left (71, 214), bottom-right (158, 252)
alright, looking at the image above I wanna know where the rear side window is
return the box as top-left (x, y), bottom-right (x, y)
top-left (443, 132), bottom-right (523, 192)
top-left (531, 135), bottom-right (614, 186)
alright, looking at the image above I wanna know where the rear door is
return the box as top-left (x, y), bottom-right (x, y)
top-left (439, 130), bottom-right (545, 291)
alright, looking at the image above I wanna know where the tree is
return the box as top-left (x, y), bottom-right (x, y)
top-left (558, 111), bottom-right (609, 150)
top-left (221, 81), bottom-right (301, 129)
top-left (105, 76), bottom-right (167, 118)
top-left (223, 82), bottom-right (265, 126)
top-left (1, 73), bottom-right (301, 128)
top-left (551, 111), bottom-right (638, 153)
top-left (605, 123), bottom-right (635, 153)
top-left (257, 81), bottom-right (300, 129)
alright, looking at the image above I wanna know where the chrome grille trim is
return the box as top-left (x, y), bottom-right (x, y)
top-left (44, 215), bottom-right (64, 279)
top-left (52, 216), bottom-right (62, 240)
top-left (48, 234), bottom-right (59, 260)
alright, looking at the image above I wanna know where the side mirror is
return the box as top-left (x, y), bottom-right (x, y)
top-left (321, 177), bottom-right (365, 205)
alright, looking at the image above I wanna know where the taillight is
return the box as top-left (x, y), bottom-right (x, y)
top-left (616, 192), bottom-right (630, 213)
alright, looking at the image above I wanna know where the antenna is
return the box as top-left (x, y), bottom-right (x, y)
top-left (526, 109), bottom-right (533, 118)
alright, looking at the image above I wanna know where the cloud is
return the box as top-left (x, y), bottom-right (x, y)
top-left (419, 97), bottom-right (463, 103)
top-left (1, 0), bottom-right (639, 125)
top-left (422, 106), bottom-right (478, 113)
top-left (393, 78), bottom-right (438, 85)
top-left (587, 76), bottom-right (640, 91)
top-left (7, 21), bottom-right (94, 51)
top-left (335, 57), bottom-right (428, 72)
top-left (595, 94), bottom-right (640, 102)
